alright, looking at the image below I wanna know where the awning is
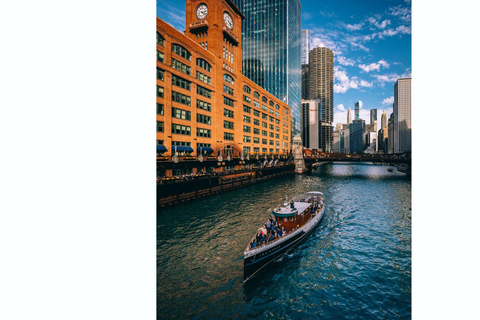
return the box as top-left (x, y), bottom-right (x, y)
top-left (156, 145), bottom-right (167, 152)
top-left (172, 146), bottom-right (193, 152)
top-left (197, 147), bottom-right (214, 153)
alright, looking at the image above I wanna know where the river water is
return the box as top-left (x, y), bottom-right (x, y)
top-left (157, 163), bottom-right (411, 319)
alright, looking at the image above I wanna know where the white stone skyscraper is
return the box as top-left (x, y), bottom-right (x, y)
top-left (301, 30), bottom-right (311, 65)
top-left (381, 109), bottom-right (387, 130)
top-left (347, 108), bottom-right (353, 124)
top-left (393, 78), bottom-right (411, 153)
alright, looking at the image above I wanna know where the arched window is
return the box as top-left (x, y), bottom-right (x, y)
top-left (171, 44), bottom-right (191, 61)
top-left (262, 96), bottom-right (268, 103)
top-left (196, 58), bottom-right (211, 72)
top-left (243, 85), bottom-right (251, 94)
top-left (223, 74), bottom-right (234, 85)
top-left (253, 91), bottom-right (260, 99)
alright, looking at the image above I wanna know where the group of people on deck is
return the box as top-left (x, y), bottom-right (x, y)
top-left (248, 217), bottom-right (287, 249)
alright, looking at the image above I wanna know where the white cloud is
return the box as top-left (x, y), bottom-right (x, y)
top-left (382, 96), bottom-right (394, 105)
top-left (359, 80), bottom-right (373, 88)
top-left (368, 17), bottom-right (391, 29)
top-left (336, 104), bottom-right (346, 112)
top-left (346, 23), bottom-right (364, 31)
top-left (388, 5), bottom-right (411, 22)
top-left (358, 60), bottom-right (389, 72)
top-left (334, 68), bottom-right (374, 93)
top-left (358, 101), bottom-right (364, 109)
top-left (336, 56), bottom-right (355, 66)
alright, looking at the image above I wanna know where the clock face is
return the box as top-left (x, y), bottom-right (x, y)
top-left (223, 12), bottom-right (233, 30)
top-left (196, 4), bottom-right (208, 20)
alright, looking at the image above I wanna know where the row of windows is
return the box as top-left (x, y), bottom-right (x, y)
top-left (197, 128), bottom-right (211, 138)
top-left (196, 71), bottom-right (211, 85)
top-left (223, 74), bottom-right (234, 85)
top-left (172, 74), bottom-right (191, 91)
top-left (223, 85), bottom-right (234, 96)
top-left (172, 91), bottom-right (190, 106)
top-left (197, 114), bottom-right (211, 125)
top-left (197, 58), bottom-right (211, 72)
top-left (172, 107), bottom-right (190, 120)
top-left (243, 115), bottom-right (251, 123)
top-left (224, 96), bottom-right (234, 107)
top-left (197, 100), bottom-right (211, 112)
top-left (172, 44), bottom-right (191, 61)
top-left (171, 58), bottom-right (191, 75)
top-left (243, 95), bottom-right (251, 103)
top-left (224, 109), bottom-right (234, 118)
top-left (197, 86), bottom-right (212, 99)
top-left (224, 120), bottom-right (234, 129)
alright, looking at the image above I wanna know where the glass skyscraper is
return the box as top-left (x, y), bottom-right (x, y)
top-left (232, 0), bottom-right (302, 139)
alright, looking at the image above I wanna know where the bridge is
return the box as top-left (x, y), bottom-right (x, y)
top-left (301, 152), bottom-right (411, 174)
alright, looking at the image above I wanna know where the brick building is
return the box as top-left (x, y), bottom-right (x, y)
top-left (156, 0), bottom-right (291, 161)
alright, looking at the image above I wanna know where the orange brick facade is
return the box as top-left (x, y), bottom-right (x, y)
top-left (156, 0), bottom-right (291, 157)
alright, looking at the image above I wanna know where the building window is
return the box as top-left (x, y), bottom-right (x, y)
top-left (262, 139), bottom-right (267, 145)
top-left (254, 128), bottom-right (260, 134)
top-left (243, 105), bottom-right (251, 113)
top-left (269, 101), bottom-right (274, 107)
top-left (197, 113), bottom-right (211, 125)
top-left (224, 96), bottom-right (234, 107)
top-left (157, 32), bottom-right (165, 46)
top-left (253, 91), bottom-right (260, 99)
top-left (156, 121), bottom-right (164, 132)
top-left (253, 119), bottom-right (260, 126)
top-left (243, 95), bottom-right (251, 103)
top-left (262, 130), bottom-right (267, 136)
top-left (157, 103), bottom-right (164, 115)
top-left (253, 101), bottom-right (260, 108)
top-left (172, 107), bottom-right (191, 120)
top-left (262, 96), bottom-right (268, 103)
top-left (243, 125), bottom-right (251, 133)
top-left (243, 85), bottom-right (251, 94)
top-left (253, 137), bottom-right (260, 144)
top-left (253, 110), bottom-right (260, 117)
top-left (171, 74), bottom-right (191, 90)
top-left (197, 85), bottom-right (212, 99)
top-left (224, 120), bottom-right (234, 129)
top-left (243, 135), bottom-right (251, 142)
top-left (196, 71), bottom-right (211, 85)
top-left (224, 109), bottom-right (234, 118)
top-left (262, 105), bottom-right (268, 111)
top-left (224, 132), bottom-right (234, 140)
top-left (197, 58), bottom-right (211, 72)
top-left (171, 91), bottom-right (191, 106)
top-left (223, 85), bottom-right (234, 96)
top-left (275, 104), bottom-right (280, 110)
top-left (223, 74), bottom-right (234, 85)
top-left (171, 44), bottom-right (191, 61)
top-left (156, 68), bottom-right (164, 81)
top-left (197, 128), bottom-right (211, 138)
top-left (157, 50), bottom-right (164, 63)
top-left (197, 100), bottom-right (211, 112)
top-left (269, 132), bottom-right (274, 138)
top-left (157, 86), bottom-right (164, 98)
top-left (262, 122), bottom-right (267, 128)
top-left (262, 113), bottom-right (268, 120)
top-left (171, 58), bottom-right (191, 75)
top-left (172, 124), bottom-right (191, 135)
top-left (243, 115), bottom-right (251, 123)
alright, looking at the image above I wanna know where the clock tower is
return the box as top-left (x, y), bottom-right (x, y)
top-left (185, 0), bottom-right (244, 75)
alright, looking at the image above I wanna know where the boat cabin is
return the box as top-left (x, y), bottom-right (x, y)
top-left (273, 201), bottom-right (313, 232)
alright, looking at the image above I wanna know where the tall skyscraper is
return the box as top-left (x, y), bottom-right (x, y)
top-left (381, 109), bottom-right (387, 130)
top-left (393, 78), bottom-right (412, 153)
top-left (354, 101), bottom-right (360, 120)
top-left (233, 0), bottom-right (302, 139)
top-left (347, 107), bottom-right (353, 124)
top-left (301, 30), bottom-right (311, 65)
top-left (349, 119), bottom-right (366, 154)
top-left (370, 108), bottom-right (377, 125)
top-left (308, 45), bottom-right (334, 151)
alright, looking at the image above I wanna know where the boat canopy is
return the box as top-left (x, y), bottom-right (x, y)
top-left (272, 202), bottom-right (311, 217)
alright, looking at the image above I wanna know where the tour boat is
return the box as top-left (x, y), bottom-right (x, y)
top-left (243, 191), bottom-right (325, 282)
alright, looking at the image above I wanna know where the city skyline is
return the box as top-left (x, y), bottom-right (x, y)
top-left (157, 0), bottom-right (411, 129)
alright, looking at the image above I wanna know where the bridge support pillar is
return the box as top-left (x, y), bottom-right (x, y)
top-left (292, 135), bottom-right (306, 174)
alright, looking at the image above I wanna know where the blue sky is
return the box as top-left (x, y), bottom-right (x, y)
top-left (157, 0), bottom-right (411, 128)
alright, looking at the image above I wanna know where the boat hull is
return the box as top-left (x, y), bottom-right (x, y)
top-left (243, 210), bottom-right (324, 281)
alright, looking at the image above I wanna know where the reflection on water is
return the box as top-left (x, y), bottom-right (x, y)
top-left (158, 163), bottom-right (411, 319)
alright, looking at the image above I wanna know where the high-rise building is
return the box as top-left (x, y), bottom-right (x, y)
top-left (301, 30), bottom-right (311, 65)
top-left (370, 108), bottom-right (377, 125)
top-left (388, 113), bottom-right (395, 154)
top-left (347, 107), bottom-right (353, 124)
top-left (393, 78), bottom-right (411, 153)
top-left (156, 0), bottom-right (292, 165)
top-left (301, 99), bottom-right (321, 149)
top-left (349, 119), bottom-right (365, 154)
top-left (233, 0), bottom-right (302, 139)
top-left (308, 45), bottom-right (334, 151)
top-left (381, 109), bottom-right (387, 130)
top-left (301, 64), bottom-right (309, 99)
top-left (354, 101), bottom-right (360, 120)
